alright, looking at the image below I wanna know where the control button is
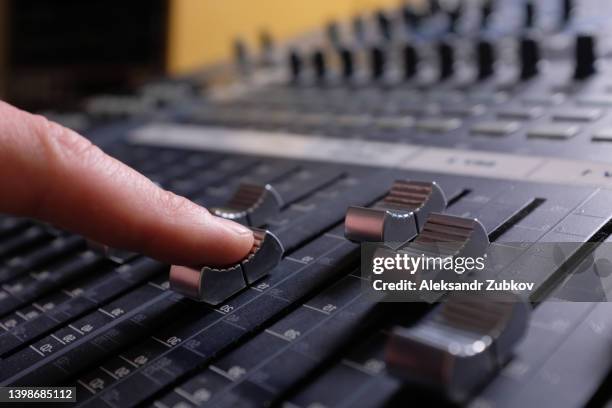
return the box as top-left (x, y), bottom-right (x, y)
top-left (335, 114), bottom-right (374, 127)
top-left (259, 31), bottom-right (275, 66)
top-left (297, 113), bottom-right (331, 126)
top-left (402, 4), bottom-right (423, 31)
top-left (562, 0), bottom-right (573, 25)
top-left (87, 241), bottom-right (138, 264)
top-left (170, 228), bottom-right (283, 304)
top-left (241, 229), bottom-right (284, 284)
top-left (471, 120), bottom-right (521, 137)
top-left (428, 0), bottom-right (441, 16)
top-left (551, 107), bottom-right (602, 122)
top-left (497, 106), bottom-right (543, 120)
top-left (441, 105), bottom-right (485, 117)
top-left (521, 93), bottom-right (565, 105)
top-left (374, 116), bottom-right (415, 130)
top-left (476, 39), bottom-right (495, 80)
top-left (288, 49), bottom-right (303, 83)
top-left (386, 291), bottom-right (530, 402)
top-left (574, 34), bottom-right (597, 80)
top-left (402, 44), bottom-right (418, 79)
top-left (345, 180), bottom-right (447, 243)
top-left (527, 124), bottom-right (580, 140)
top-left (415, 118), bottom-right (462, 133)
top-left (438, 41), bottom-right (455, 80)
top-left (577, 95), bottom-right (612, 107)
top-left (468, 90), bottom-right (508, 104)
top-left (338, 47), bottom-right (354, 81)
top-left (591, 128), bottom-right (612, 142)
top-left (326, 21), bottom-right (342, 48)
top-left (233, 38), bottom-right (250, 75)
top-left (519, 37), bottom-right (540, 80)
top-left (443, 0), bottom-right (463, 32)
top-left (405, 213), bottom-right (489, 258)
top-left (524, 0), bottom-right (534, 28)
top-left (352, 15), bottom-right (367, 44)
top-left (212, 183), bottom-right (283, 226)
top-left (480, 0), bottom-right (493, 28)
top-left (375, 10), bottom-right (393, 41)
top-left (370, 46), bottom-right (386, 80)
top-left (312, 49), bottom-right (327, 83)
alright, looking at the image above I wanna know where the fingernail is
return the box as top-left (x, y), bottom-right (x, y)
top-left (215, 217), bottom-right (253, 236)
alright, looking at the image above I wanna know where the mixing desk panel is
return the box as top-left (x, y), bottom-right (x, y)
top-left (5, 0), bottom-right (612, 407)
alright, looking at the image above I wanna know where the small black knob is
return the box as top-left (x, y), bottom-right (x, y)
top-left (519, 37), bottom-right (540, 80)
top-left (259, 31), bottom-right (274, 66)
top-left (438, 41), bottom-right (455, 80)
top-left (429, 0), bottom-right (441, 16)
top-left (352, 15), bottom-right (367, 44)
top-left (376, 10), bottom-right (393, 41)
top-left (288, 49), bottom-right (302, 83)
top-left (326, 21), bottom-right (341, 48)
top-left (371, 46), bottom-right (386, 80)
top-left (441, 0), bottom-right (463, 33)
top-left (403, 44), bottom-right (418, 79)
top-left (477, 39), bottom-right (495, 80)
top-left (562, 0), bottom-right (573, 25)
top-left (525, 1), bottom-right (534, 28)
top-left (574, 34), bottom-right (597, 80)
top-left (233, 38), bottom-right (249, 74)
top-left (402, 5), bottom-right (422, 31)
top-left (339, 47), bottom-right (354, 80)
top-left (481, 0), bottom-right (493, 28)
top-left (312, 49), bottom-right (327, 82)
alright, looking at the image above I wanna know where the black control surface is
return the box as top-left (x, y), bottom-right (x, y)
top-left (5, 1), bottom-right (612, 407)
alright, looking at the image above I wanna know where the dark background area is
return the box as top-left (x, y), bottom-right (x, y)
top-left (0, 0), bottom-right (169, 111)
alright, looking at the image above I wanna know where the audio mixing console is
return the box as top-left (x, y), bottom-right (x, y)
top-left (4, 1), bottom-right (612, 407)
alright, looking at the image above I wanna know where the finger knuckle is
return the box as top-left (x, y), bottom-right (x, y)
top-left (156, 189), bottom-right (204, 217)
top-left (31, 114), bottom-right (101, 166)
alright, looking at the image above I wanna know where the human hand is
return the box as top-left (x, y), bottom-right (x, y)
top-left (0, 101), bottom-right (254, 267)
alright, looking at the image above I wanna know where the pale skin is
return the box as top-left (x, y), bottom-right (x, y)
top-left (0, 100), bottom-right (254, 267)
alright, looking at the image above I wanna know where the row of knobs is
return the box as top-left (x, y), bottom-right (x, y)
top-left (289, 33), bottom-right (597, 84)
top-left (335, 0), bottom-right (576, 45)
top-left (234, 0), bottom-right (577, 74)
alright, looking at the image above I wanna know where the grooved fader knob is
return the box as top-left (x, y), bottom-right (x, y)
top-left (386, 291), bottom-right (531, 402)
top-left (170, 228), bottom-right (284, 304)
top-left (401, 212), bottom-right (489, 259)
top-left (345, 180), bottom-right (447, 244)
top-left (212, 182), bottom-right (283, 226)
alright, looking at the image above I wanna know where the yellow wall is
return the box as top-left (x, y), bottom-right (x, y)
top-left (167, 0), bottom-right (403, 74)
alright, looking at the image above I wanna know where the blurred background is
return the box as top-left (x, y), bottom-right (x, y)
top-left (0, 0), bottom-right (403, 111)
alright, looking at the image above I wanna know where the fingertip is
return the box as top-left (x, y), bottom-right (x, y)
top-left (203, 216), bottom-right (255, 266)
